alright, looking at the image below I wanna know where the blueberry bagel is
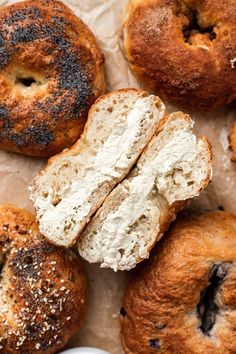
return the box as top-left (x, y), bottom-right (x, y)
top-left (0, 205), bottom-right (87, 353)
top-left (121, 211), bottom-right (236, 354)
top-left (124, 0), bottom-right (236, 111)
top-left (0, 0), bottom-right (104, 156)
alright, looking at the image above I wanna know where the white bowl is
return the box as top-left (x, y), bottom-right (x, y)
top-left (60, 348), bottom-right (109, 354)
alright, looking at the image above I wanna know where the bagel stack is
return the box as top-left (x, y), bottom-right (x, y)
top-left (120, 211), bottom-right (236, 354)
top-left (0, 205), bottom-right (87, 354)
top-left (0, 0), bottom-right (104, 156)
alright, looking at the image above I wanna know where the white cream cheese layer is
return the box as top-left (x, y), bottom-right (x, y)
top-left (92, 130), bottom-right (201, 269)
top-left (35, 96), bottom-right (161, 242)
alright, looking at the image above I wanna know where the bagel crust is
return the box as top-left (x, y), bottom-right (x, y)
top-left (229, 122), bottom-right (236, 161)
top-left (121, 211), bottom-right (236, 354)
top-left (0, 205), bottom-right (87, 353)
top-left (0, 0), bottom-right (104, 156)
top-left (124, 0), bottom-right (236, 110)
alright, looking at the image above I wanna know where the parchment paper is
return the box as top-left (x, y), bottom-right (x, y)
top-left (0, 0), bottom-right (236, 353)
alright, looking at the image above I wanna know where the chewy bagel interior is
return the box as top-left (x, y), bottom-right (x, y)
top-left (78, 112), bottom-right (212, 271)
top-left (31, 89), bottom-right (166, 247)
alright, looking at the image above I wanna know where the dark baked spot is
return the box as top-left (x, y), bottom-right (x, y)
top-left (57, 51), bottom-right (93, 116)
top-left (11, 25), bottom-right (42, 44)
top-left (25, 323), bottom-right (42, 339)
top-left (24, 255), bottom-right (33, 264)
top-left (10, 125), bottom-right (54, 148)
top-left (149, 339), bottom-right (161, 349)
top-left (0, 32), bottom-right (5, 47)
top-left (120, 307), bottom-right (126, 317)
top-left (0, 47), bottom-right (10, 69)
top-left (0, 105), bottom-right (7, 119)
top-left (10, 242), bottom-right (57, 279)
top-left (3, 7), bottom-right (42, 25)
top-left (58, 51), bottom-right (90, 89)
top-left (25, 125), bottom-right (54, 146)
top-left (4, 10), bottom-right (26, 24)
top-left (18, 228), bottom-right (28, 235)
top-left (52, 35), bottom-right (70, 49)
top-left (52, 15), bottom-right (70, 30)
top-left (197, 263), bottom-right (230, 336)
top-left (0, 106), bottom-right (13, 133)
top-left (218, 206), bottom-right (224, 211)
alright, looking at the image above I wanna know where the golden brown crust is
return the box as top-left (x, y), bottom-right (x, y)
top-left (121, 211), bottom-right (236, 354)
top-left (0, 0), bottom-right (105, 156)
top-left (124, 0), bottom-right (236, 111)
top-left (0, 204), bottom-right (87, 353)
top-left (229, 122), bottom-right (236, 161)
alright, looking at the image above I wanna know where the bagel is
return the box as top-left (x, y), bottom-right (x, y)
top-left (0, 0), bottom-right (104, 156)
top-left (30, 89), bottom-right (166, 247)
top-left (120, 211), bottom-right (236, 354)
top-left (123, 0), bottom-right (236, 111)
top-left (78, 111), bottom-right (212, 271)
top-left (0, 204), bottom-right (87, 354)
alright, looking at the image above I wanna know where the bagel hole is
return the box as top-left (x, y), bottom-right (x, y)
top-left (120, 307), bottom-right (126, 317)
top-left (197, 263), bottom-right (230, 336)
top-left (15, 76), bottom-right (37, 87)
top-left (183, 10), bottom-right (216, 44)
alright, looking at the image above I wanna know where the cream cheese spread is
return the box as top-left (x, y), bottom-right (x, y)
top-left (35, 96), bottom-right (162, 242)
top-left (93, 130), bottom-right (201, 268)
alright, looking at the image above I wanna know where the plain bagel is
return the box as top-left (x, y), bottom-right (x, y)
top-left (0, 205), bottom-right (87, 354)
top-left (120, 211), bottom-right (236, 354)
top-left (123, 0), bottom-right (236, 111)
top-left (0, 0), bottom-right (104, 156)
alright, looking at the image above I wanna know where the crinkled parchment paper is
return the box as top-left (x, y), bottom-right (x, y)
top-left (0, 0), bottom-right (236, 353)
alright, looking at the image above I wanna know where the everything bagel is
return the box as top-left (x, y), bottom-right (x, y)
top-left (124, 0), bottom-right (236, 110)
top-left (0, 205), bottom-right (87, 353)
top-left (0, 0), bottom-right (104, 156)
top-left (120, 211), bottom-right (236, 354)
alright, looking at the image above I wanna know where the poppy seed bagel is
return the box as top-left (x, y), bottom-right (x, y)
top-left (0, 0), bottom-right (105, 156)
